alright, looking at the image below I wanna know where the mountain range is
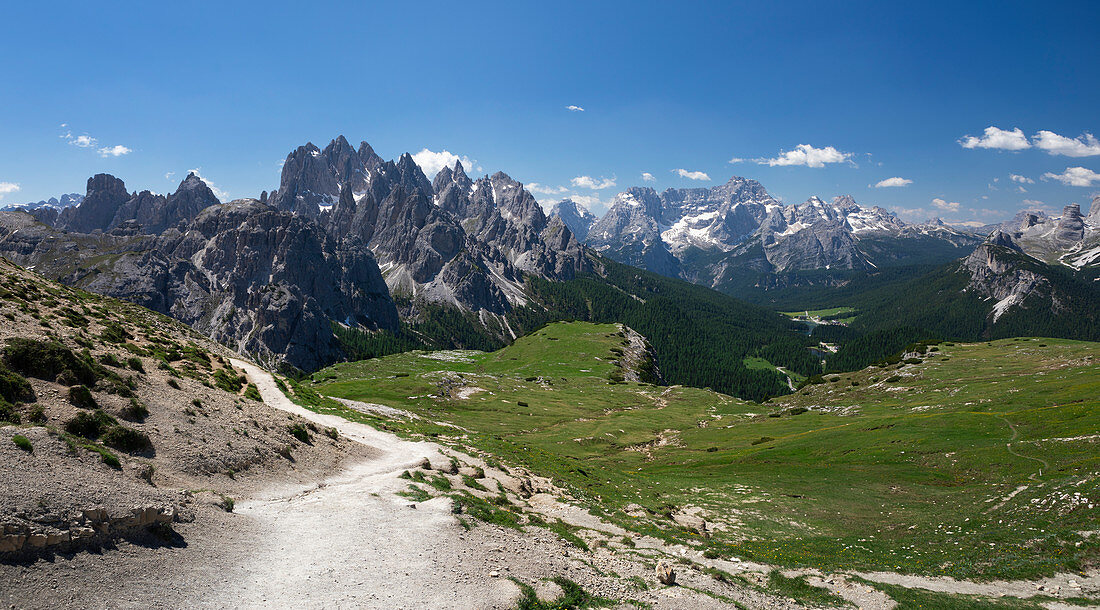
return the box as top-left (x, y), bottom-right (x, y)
top-left (558, 176), bottom-right (988, 289)
top-left (1, 136), bottom-right (1096, 391)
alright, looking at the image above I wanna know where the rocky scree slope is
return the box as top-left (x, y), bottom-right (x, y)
top-left (0, 258), bottom-right (359, 559)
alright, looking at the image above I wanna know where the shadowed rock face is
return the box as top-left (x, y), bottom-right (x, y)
top-left (57, 174), bottom-right (131, 233)
top-left (0, 198), bottom-right (399, 374)
top-left (53, 173), bottom-right (219, 235)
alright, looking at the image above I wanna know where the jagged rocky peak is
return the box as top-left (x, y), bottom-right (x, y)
top-left (271, 135), bottom-right (393, 216)
top-left (432, 160), bottom-right (472, 194)
top-left (1055, 203), bottom-right (1085, 243)
top-left (57, 173), bottom-right (131, 233)
top-left (1089, 196), bottom-right (1100, 224)
top-left (987, 229), bottom-right (1022, 251)
top-left (548, 198), bottom-right (597, 241)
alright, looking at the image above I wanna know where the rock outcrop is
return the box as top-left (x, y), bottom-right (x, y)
top-left (57, 174), bottom-right (131, 233)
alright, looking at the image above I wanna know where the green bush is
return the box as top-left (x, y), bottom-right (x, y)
top-left (102, 425), bottom-right (152, 453)
top-left (126, 357), bottom-right (144, 373)
top-left (99, 321), bottom-right (131, 344)
top-left (0, 364), bottom-right (34, 404)
top-left (167, 378), bottom-right (181, 390)
top-left (0, 401), bottom-right (20, 424)
top-left (12, 434), bottom-right (32, 452)
top-left (68, 385), bottom-right (97, 409)
top-left (121, 397), bottom-right (149, 422)
top-left (3, 338), bottom-right (99, 386)
top-left (98, 353), bottom-right (123, 368)
top-left (213, 368), bottom-right (245, 393)
top-left (751, 436), bottom-right (775, 445)
top-left (65, 410), bottom-right (116, 439)
top-left (26, 405), bottom-right (46, 423)
top-left (243, 383), bottom-right (262, 402)
top-left (287, 424), bottom-right (312, 444)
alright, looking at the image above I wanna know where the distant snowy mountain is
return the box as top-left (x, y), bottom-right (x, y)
top-left (0, 193), bottom-right (84, 225)
top-left (548, 198), bottom-right (597, 241)
top-left (578, 176), bottom-right (983, 289)
top-left (0, 193), bottom-right (84, 212)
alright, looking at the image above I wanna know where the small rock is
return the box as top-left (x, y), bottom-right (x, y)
top-left (489, 571), bottom-right (500, 578)
top-left (655, 560), bottom-right (676, 585)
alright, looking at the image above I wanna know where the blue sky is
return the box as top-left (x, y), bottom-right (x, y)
top-left (1, 1), bottom-right (1098, 224)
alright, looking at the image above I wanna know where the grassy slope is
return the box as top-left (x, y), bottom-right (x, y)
top-left (309, 322), bottom-right (1100, 581)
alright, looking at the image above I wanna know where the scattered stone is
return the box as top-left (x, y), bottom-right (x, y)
top-left (656, 560), bottom-right (676, 585)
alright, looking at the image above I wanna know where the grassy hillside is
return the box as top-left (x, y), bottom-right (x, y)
top-left (340, 255), bottom-right (824, 402)
top-left (304, 322), bottom-right (1100, 581)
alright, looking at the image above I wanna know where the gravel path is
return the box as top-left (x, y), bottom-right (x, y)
top-left (4, 360), bottom-right (1095, 609)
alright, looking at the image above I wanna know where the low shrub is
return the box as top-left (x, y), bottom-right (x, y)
top-left (12, 434), bottom-right (32, 452)
top-left (0, 402), bottom-right (20, 424)
top-left (121, 398), bottom-right (149, 422)
top-left (213, 368), bottom-right (245, 393)
top-left (126, 357), bottom-right (144, 373)
top-left (167, 378), bottom-right (181, 390)
top-left (0, 364), bottom-right (34, 404)
top-left (68, 385), bottom-right (97, 409)
top-left (287, 424), bottom-right (312, 444)
top-left (101, 425), bottom-right (153, 454)
top-left (65, 410), bottom-right (116, 439)
top-left (3, 338), bottom-right (99, 386)
top-left (243, 383), bottom-right (262, 402)
top-left (98, 353), bottom-right (123, 368)
top-left (751, 436), bottom-right (775, 446)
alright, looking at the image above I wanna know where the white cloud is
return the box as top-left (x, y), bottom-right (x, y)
top-left (890, 206), bottom-right (927, 222)
top-left (71, 134), bottom-right (96, 148)
top-left (61, 128), bottom-right (131, 158)
top-left (187, 168), bottom-right (229, 200)
top-left (1032, 130), bottom-right (1100, 157)
top-left (728, 157), bottom-right (744, 164)
top-left (757, 144), bottom-right (853, 168)
top-left (565, 105), bottom-right (585, 112)
top-left (570, 175), bottom-right (616, 190)
top-left (411, 148), bottom-right (480, 179)
top-left (673, 168), bottom-right (710, 181)
top-left (1021, 199), bottom-right (1053, 212)
top-left (526, 183), bottom-right (569, 196)
top-left (641, 172), bottom-right (655, 182)
top-left (932, 198), bottom-right (961, 212)
top-left (1016, 186), bottom-right (1027, 193)
top-left (0, 182), bottom-right (20, 202)
top-left (1009, 174), bottom-right (1034, 184)
top-left (1042, 166), bottom-right (1100, 187)
top-left (567, 194), bottom-right (604, 211)
top-left (873, 176), bottom-right (913, 188)
top-left (958, 126), bottom-right (1031, 151)
top-left (165, 171), bottom-right (175, 182)
top-left (98, 145), bottom-right (131, 158)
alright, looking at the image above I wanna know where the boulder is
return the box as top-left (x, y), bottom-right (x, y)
top-left (655, 560), bottom-right (676, 585)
